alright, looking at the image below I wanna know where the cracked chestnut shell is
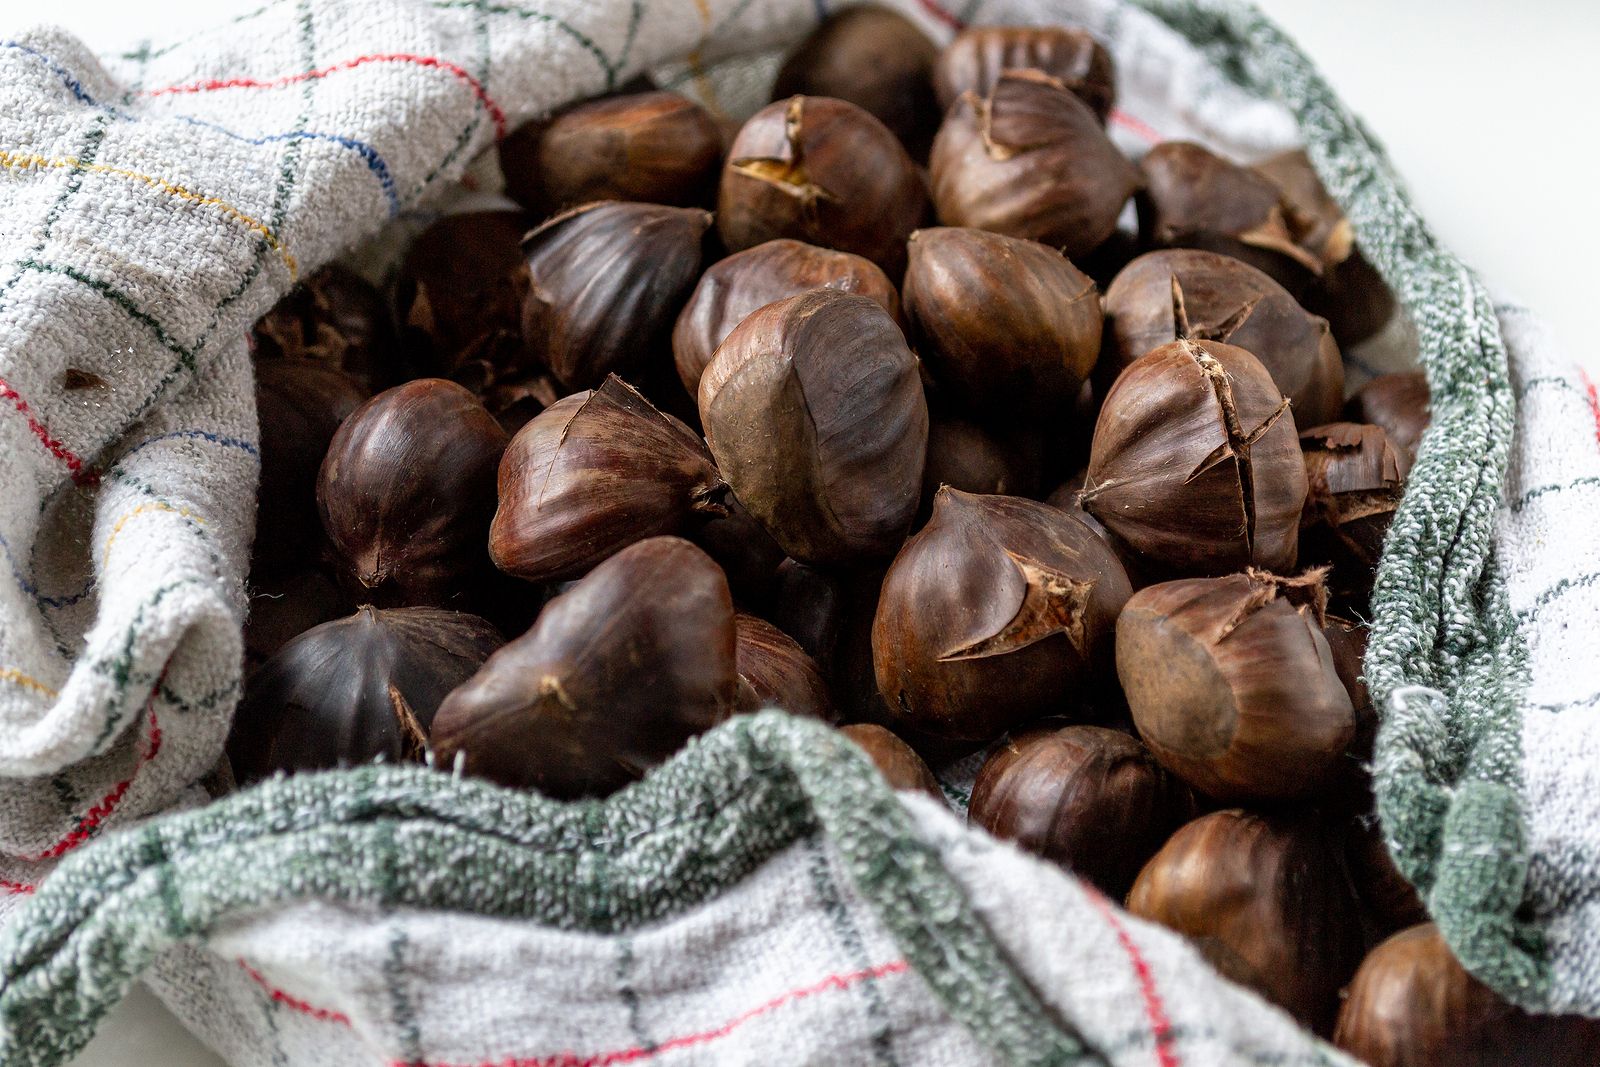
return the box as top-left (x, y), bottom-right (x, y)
top-left (839, 723), bottom-right (942, 798)
top-left (498, 90), bottom-right (722, 216)
top-left (699, 289), bottom-right (928, 564)
top-left (903, 227), bottom-right (1101, 421)
top-left (1345, 371), bottom-right (1431, 464)
top-left (717, 95), bottom-right (928, 275)
top-left (396, 211), bottom-right (530, 377)
top-left (673, 238), bottom-right (900, 397)
top-left (873, 489), bottom-right (1132, 743)
top-left (933, 25), bottom-right (1116, 123)
top-left (521, 200), bottom-right (713, 392)
top-left (1083, 339), bottom-right (1307, 576)
top-left (773, 5), bottom-right (941, 160)
top-left (969, 724), bottom-right (1193, 899)
top-left (733, 612), bottom-right (834, 721)
top-left (1116, 569), bottom-right (1356, 802)
top-left (318, 379), bottom-right (508, 608)
top-left (490, 375), bottom-right (729, 584)
top-left (1300, 422), bottom-right (1409, 610)
top-left (1128, 810), bottom-right (1366, 1035)
top-left (929, 69), bottom-right (1139, 260)
top-left (431, 536), bottom-right (738, 798)
top-left (229, 606), bottom-right (503, 783)
top-left (250, 264), bottom-right (391, 393)
top-left (1102, 249), bottom-right (1344, 428)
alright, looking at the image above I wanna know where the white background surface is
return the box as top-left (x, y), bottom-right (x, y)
top-left (5, 0), bottom-right (1593, 1064)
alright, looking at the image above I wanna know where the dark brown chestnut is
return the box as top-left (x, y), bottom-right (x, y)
top-left (698, 289), bottom-right (928, 565)
top-left (1082, 339), bottom-right (1307, 576)
top-left (771, 559), bottom-right (887, 724)
top-left (521, 200), bottom-right (712, 392)
top-left (395, 211), bottom-right (530, 377)
top-left (1345, 371), bottom-right (1431, 464)
top-left (929, 69), bottom-right (1139, 260)
top-left (318, 379), bottom-right (509, 608)
top-left (228, 606), bottom-right (502, 783)
top-left (873, 489), bottom-right (1132, 743)
top-left (250, 264), bottom-right (391, 392)
top-left (1116, 570), bottom-right (1356, 803)
top-left (243, 568), bottom-right (353, 671)
top-left (838, 722), bottom-right (943, 798)
top-left (489, 375), bottom-right (728, 585)
top-left (1300, 422), bottom-right (1409, 610)
top-left (734, 612), bottom-right (833, 721)
top-left (920, 413), bottom-right (1041, 511)
top-left (903, 227), bottom-right (1101, 421)
top-left (690, 492), bottom-right (787, 610)
top-left (1101, 248), bottom-right (1344, 428)
top-left (498, 90), bottom-right (723, 216)
top-left (717, 95), bottom-right (929, 275)
top-left (969, 724), bottom-right (1193, 899)
top-left (431, 536), bottom-right (738, 798)
top-left (1128, 809), bottom-right (1366, 1034)
top-left (672, 238), bottom-right (900, 397)
top-left (772, 5), bottom-right (941, 160)
top-left (932, 25), bottom-right (1116, 123)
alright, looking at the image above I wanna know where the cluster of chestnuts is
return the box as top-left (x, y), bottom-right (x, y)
top-left (234, 7), bottom-right (1594, 1063)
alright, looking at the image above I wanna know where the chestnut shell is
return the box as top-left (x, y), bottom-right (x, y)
top-left (932, 25), bottom-right (1117, 122)
top-left (734, 612), bottom-right (834, 721)
top-left (838, 722), bottom-right (943, 798)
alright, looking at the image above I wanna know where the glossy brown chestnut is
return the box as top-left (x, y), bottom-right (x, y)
top-left (672, 238), bottom-right (900, 396)
top-left (717, 95), bottom-right (928, 275)
top-left (1083, 339), bottom-right (1308, 576)
top-left (229, 606), bottom-right (503, 783)
top-left (318, 379), bottom-right (509, 608)
top-left (873, 489), bottom-right (1132, 742)
top-left (521, 200), bottom-right (713, 392)
top-left (929, 69), bottom-right (1139, 260)
top-left (1116, 570), bottom-right (1356, 802)
top-left (969, 724), bottom-right (1193, 899)
top-left (838, 723), bottom-right (943, 798)
top-left (1300, 422), bottom-right (1409, 609)
top-left (431, 536), bottom-right (738, 798)
top-left (1345, 371), bottom-right (1431, 464)
top-left (1101, 248), bottom-right (1344, 427)
top-left (903, 227), bottom-right (1101, 420)
top-left (250, 264), bottom-right (391, 392)
top-left (489, 375), bottom-right (729, 584)
top-left (698, 289), bottom-right (928, 564)
top-left (1128, 809), bottom-right (1366, 1034)
top-left (933, 25), bottom-right (1116, 122)
top-left (734, 612), bottom-right (834, 721)
top-left (395, 211), bottom-right (530, 376)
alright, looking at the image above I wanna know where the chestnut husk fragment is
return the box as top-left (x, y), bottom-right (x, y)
top-left (734, 612), bottom-right (834, 721)
top-left (699, 289), bottom-right (928, 565)
top-left (1101, 248), bottom-right (1344, 428)
top-left (521, 200), bottom-right (713, 392)
top-left (969, 724), bottom-right (1193, 899)
top-left (250, 264), bottom-right (391, 392)
top-left (903, 227), bottom-right (1101, 421)
top-left (1300, 422), bottom-right (1408, 611)
top-left (773, 5), bottom-right (941, 160)
top-left (838, 723), bottom-right (943, 798)
top-left (718, 95), bottom-right (928, 275)
top-left (1345, 370), bottom-right (1431, 464)
top-left (318, 379), bottom-right (509, 608)
top-left (1335, 923), bottom-right (1600, 1066)
top-left (498, 90), bottom-right (723, 216)
top-left (672, 238), bottom-right (901, 397)
top-left (929, 69), bottom-right (1140, 260)
top-left (229, 606), bottom-right (502, 783)
top-left (933, 25), bottom-right (1116, 123)
top-left (1128, 809), bottom-right (1366, 1035)
top-left (1083, 339), bottom-right (1308, 577)
top-left (396, 211), bottom-right (530, 377)
top-left (490, 375), bottom-right (729, 584)
top-left (431, 536), bottom-right (739, 798)
top-left (873, 489), bottom-right (1132, 743)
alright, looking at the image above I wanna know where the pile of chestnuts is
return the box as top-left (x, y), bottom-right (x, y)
top-left (234, 8), bottom-right (1595, 1063)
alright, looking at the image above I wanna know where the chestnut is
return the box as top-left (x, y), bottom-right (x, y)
top-left (920, 413), bottom-right (1041, 511)
top-left (395, 211), bottom-right (530, 377)
top-left (431, 536), bottom-right (738, 798)
top-left (690, 492), bottom-right (787, 611)
top-left (1299, 422), bottom-right (1409, 610)
top-left (772, 5), bottom-right (941, 160)
top-left (489, 375), bottom-right (728, 585)
top-left (873, 489), bottom-right (1132, 743)
top-left (1345, 816), bottom-right (1427, 938)
top-left (698, 288), bottom-right (928, 565)
top-left (520, 200), bottom-right (713, 392)
top-left (318, 379), bottom-right (509, 608)
top-left (1082, 339), bottom-right (1307, 576)
top-left (717, 95), bottom-right (928, 275)
top-left (1116, 570), bottom-right (1356, 803)
top-left (838, 723), bottom-right (942, 798)
top-left (228, 605), bottom-right (502, 783)
top-left (903, 227), bottom-right (1101, 421)
top-left (932, 25), bottom-right (1116, 123)
top-left (734, 612), bottom-right (833, 721)
top-left (929, 69), bottom-right (1139, 260)
top-left (1101, 248), bottom-right (1344, 428)
top-left (250, 264), bottom-right (391, 392)
top-left (771, 559), bottom-right (886, 724)
top-left (969, 724), bottom-right (1193, 899)
top-left (498, 90), bottom-right (722, 216)
top-left (243, 568), bottom-right (353, 671)
top-left (1127, 809), bottom-right (1366, 1034)
top-left (672, 238), bottom-right (900, 397)
top-left (1345, 370), bottom-right (1431, 464)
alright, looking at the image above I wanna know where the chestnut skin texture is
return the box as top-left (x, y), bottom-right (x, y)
top-left (970, 724), bottom-right (1193, 899)
top-left (395, 211), bottom-right (530, 377)
top-left (838, 723), bottom-right (943, 798)
top-left (733, 612), bottom-right (834, 721)
top-left (933, 25), bottom-right (1116, 123)
top-left (718, 95), bottom-right (928, 276)
top-left (873, 489), bottom-right (1133, 743)
top-left (318, 379), bottom-right (508, 609)
top-left (431, 537), bottom-right (738, 799)
top-left (1345, 370), bottom-right (1431, 464)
